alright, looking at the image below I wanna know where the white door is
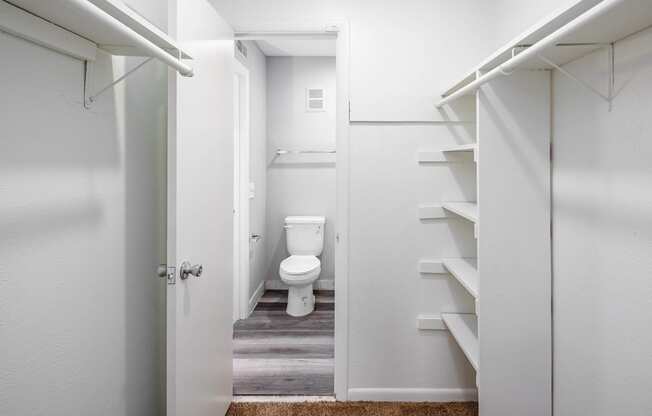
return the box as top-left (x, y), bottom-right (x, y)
top-left (167, 40), bottom-right (234, 416)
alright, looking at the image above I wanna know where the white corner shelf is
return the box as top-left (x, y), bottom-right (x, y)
top-left (418, 260), bottom-right (446, 275)
top-left (442, 313), bottom-right (479, 371)
top-left (443, 258), bottom-right (478, 298)
top-left (417, 144), bottom-right (476, 163)
top-left (416, 315), bottom-right (446, 330)
top-left (4, 0), bottom-right (192, 74)
top-left (438, 0), bottom-right (652, 102)
top-left (442, 202), bottom-right (478, 223)
top-left (443, 143), bottom-right (477, 162)
top-left (442, 143), bottom-right (476, 153)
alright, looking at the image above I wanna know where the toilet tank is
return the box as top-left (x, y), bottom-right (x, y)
top-left (285, 216), bottom-right (326, 256)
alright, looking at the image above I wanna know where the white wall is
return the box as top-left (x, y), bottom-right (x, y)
top-left (214, 0), bottom-right (498, 100)
top-left (490, 0), bottom-right (578, 47)
top-left (265, 57), bottom-right (336, 286)
top-left (0, 1), bottom-right (167, 414)
top-left (348, 123), bottom-right (477, 395)
top-left (243, 40), bottom-right (268, 298)
top-left (476, 71), bottom-right (552, 416)
top-left (176, 0), bottom-right (232, 40)
top-left (552, 27), bottom-right (652, 416)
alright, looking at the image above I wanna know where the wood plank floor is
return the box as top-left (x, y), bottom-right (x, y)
top-left (233, 290), bottom-right (334, 396)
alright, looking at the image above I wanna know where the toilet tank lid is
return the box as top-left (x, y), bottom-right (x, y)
top-left (285, 216), bottom-right (326, 225)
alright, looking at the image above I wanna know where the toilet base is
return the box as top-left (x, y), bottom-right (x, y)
top-left (286, 284), bottom-right (315, 317)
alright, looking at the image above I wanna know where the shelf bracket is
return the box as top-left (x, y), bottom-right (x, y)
top-left (536, 43), bottom-right (615, 111)
top-left (83, 57), bottom-right (154, 109)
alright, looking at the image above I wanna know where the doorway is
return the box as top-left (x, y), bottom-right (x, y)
top-left (230, 27), bottom-right (349, 398)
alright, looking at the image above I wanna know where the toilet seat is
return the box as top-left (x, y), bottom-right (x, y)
top-left (279, 255), bottom-right (321, 285)
top-left (280, 255), bottom-right (320, 275)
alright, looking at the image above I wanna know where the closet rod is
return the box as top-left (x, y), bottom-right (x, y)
top-left (436, 0), bottom-right (625, 108)
top-left (72, 0), bottom-right (193, 76)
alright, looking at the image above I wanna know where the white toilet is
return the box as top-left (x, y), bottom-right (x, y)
top-left (279, 216), bottom-right (325, 317)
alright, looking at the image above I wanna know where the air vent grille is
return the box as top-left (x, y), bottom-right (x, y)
top-left (306, 88), bottom-right (325, 112)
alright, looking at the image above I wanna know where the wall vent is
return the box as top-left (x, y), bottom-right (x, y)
top-left (306, 88), bottom-right (325, 112)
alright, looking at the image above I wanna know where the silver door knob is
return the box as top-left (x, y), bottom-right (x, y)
top-left (180, 261), bottom-right (203, 280)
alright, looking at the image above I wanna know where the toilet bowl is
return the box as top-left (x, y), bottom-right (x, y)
top-left (279, 255), bottom-right (321, 316)
top-left (279, 216), bottom-right (325, 317)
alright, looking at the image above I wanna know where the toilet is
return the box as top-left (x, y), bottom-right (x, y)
top-left (279, 216), bottom-right (325, 317)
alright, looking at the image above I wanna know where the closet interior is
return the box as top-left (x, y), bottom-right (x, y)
top-left (421, 0), bottom-right (652, 414)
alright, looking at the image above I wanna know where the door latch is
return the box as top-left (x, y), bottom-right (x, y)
top-left (157, 264), bottom-right (177, 285)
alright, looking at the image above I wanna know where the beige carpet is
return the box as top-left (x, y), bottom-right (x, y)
top-left (227, 401), bottom-right (478, 416)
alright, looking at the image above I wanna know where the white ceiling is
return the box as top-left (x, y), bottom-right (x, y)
top-left (255, 38), bottom-right (336, 57)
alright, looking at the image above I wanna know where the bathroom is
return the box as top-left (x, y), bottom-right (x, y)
top-left (231, 36), bottom-right (337, 397)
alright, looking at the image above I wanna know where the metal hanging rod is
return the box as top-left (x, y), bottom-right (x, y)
top-left (276, 148), bottom-right (336, 155)
top-left (514, 42), bottom-right (611, 49)
top-left (436, 0), bottom-right (625, 108)
top-left (75, 0), bottom-right (194, 77)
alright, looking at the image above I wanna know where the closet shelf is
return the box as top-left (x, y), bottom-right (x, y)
top-left (443, 202), bottom-right (478, 223)
top-left (443, 258), bottom-right (478, 299)
top-left (443, 143), bottom-right (477, 162)
top-left (442, 313), bottom-right (479, 371)
top-left (442, 144), bottom-right (476, 153)
top-left (438, 0), bottom-right (652, 103)
top-left (5, 0), bottom-right (193, 75)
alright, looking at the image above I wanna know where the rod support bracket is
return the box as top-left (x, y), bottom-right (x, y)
top-left (536, 44), bottom-right (615, 110)
top-left (83, 57), bottom-right (154, 109)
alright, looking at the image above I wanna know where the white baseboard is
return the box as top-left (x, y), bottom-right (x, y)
top-left (315, 279), bottom-right (334, 290)
top-left (264, 280), bottom-right (285, 290)
top-left (265, 279), bottom-right (335, 290)
top-left (248, 281), bottom-right (265, 316)
top-left (347, 388), bottom-right (477, 402)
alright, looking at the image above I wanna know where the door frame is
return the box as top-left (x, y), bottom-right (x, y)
top-left (234, 22), bottom-right (351, 400)
top-left (233, 58), bottom-right (251, 322)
